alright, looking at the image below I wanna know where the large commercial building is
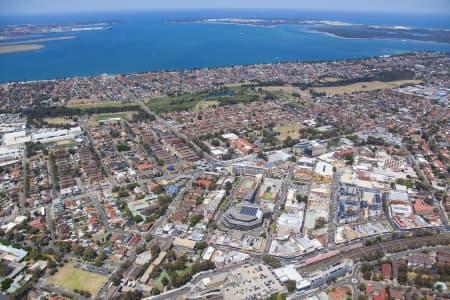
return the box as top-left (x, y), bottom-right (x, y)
top-left (0, 146), bottom-right (22, 162)
top-left (276, 212), bottom-right (304, 240)
top-left (308, 259), bottom-right (353, 288)
top-left (31, 127), bottom-right (82, 144)
top-left (222, 204), bottom-right (265, 230)
top-left (2, 127), bottom-right (82, 147)
top-left (2, 131), bottom-right (30, 147)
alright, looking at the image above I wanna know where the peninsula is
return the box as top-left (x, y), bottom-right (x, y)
top-left (177, 18), bottom-right (450, 44)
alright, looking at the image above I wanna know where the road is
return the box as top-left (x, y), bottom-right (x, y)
top-left (137, 100), bottom-right (220, 165)
top-left (405, 149), bottom-right (449, 230)
top-left (327, 167), bottom-right (340, 248)
top-left (150, 178), bottom-right (195, 236)
top-left (80, 121), bottom-right (116, 188)
top-left (265, 162), bottom-right (296, 253)
top-left (146, 260), bottom-right (249, 300)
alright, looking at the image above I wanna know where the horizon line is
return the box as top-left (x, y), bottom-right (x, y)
top-left (2, 8), bottom-right (450, 17)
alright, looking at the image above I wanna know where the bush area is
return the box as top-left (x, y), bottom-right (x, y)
top-left (145, 86), bottom-right (263, 114)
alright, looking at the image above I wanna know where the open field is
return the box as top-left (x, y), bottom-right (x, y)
top-left (261, 85), bottom-right (304, 94)
top-left (43, 116), bottom-right (77, 125)
top-left (67, 98), bottom-right (100, 106)
top-left (0, 44), bottom-right (43, 54)
top-left (311, 79), bottom-right (422, 95)
top-left (94, 113), bottom-right (127, 122)
top-left (319, 77), bottom-right (343, 83)
top-left (193, 100), bottom-right (220, 111)
top-left (260, 85), bottom-right (311, 101)
top-left (67, 101), bottom-right (137, 110)
top-left (47, 261), bottom-right (107, 295)
top-left (274, 123), bottom-right (305, 141)
top-left (88, 111), bottom-right (135, 126)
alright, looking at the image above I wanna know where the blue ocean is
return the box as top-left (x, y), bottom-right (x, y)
top-left (0, 10), bottom-right (450, 82)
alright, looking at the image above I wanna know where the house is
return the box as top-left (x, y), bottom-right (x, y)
top-left (382, 263), bottom-right (391, 279)
top-left (124, 264), bottom-right (142, 281)
top-left (413, 200), bottom-right (433, 215)
top-left (28, 219), bottom-right (46, 231)
top-left (436, 252), bottom-right (450, 266)
top-left (173, 238), bottom-right (196, 251)
top-left (389, 288), bottom-right (405, 300)
top-left (407, 255), bottom-right (434, 268)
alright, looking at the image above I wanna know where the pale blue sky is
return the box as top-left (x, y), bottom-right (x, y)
top-left (1, 0), bottom-right (449, 15)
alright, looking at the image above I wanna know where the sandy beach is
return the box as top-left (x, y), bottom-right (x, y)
top-left (0, 44), bottom-right (44, 54)
top-left (0, 35), bottom-right (76, 46)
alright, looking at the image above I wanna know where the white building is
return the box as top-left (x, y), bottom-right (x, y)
top-left (274, 264), bottom-right (311, 291)
top-left (2, 127), bottom-right (82, 147)
top-left (32, 127), bottom-right (82, 144)
top-left (314, 161), bottom-right (333, 177)
top-left (2, 131), bottom-right (30, 147)
top-left (277, 212), bottom-right (304, 240)
top-left (285, 189), bottom-right (305, 213)
top-left (0, 146), bottom-right (22, 162)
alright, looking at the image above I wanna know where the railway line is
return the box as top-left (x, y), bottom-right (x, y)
top-left (300, 233), bottom-right (450, 273)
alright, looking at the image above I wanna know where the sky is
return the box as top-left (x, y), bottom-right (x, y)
top-left (1, 0), bottom-right (450, 15)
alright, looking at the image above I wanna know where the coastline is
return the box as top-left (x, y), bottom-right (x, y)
top-left (186, 19), bottom-right (450, 45)
top-left (0, 36), bottom-right (77, 46)
top-left (0, 44), bottom-right (44, 54)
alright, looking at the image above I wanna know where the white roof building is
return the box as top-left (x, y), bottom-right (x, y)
top-left (202, 246), bottom-right (215, 261)
top-left (284, 189), bottom-right (305, 213)
top-left (277, 212), bottom-right (304, 240)
top-left (2, 131), bottom-right (30, 147)
top-left (0, 146), bottom-right (22, 162)
top-left (274, 264), bottom-right (311, 291)
top-left (314, 161), bottom-right (333, 177)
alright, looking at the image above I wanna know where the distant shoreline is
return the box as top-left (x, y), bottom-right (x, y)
top-left (0, 44), bottom-right (44, 54)
top-left (182, 18), bottom-right (450, 44)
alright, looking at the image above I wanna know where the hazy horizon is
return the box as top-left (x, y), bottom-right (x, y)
top-left (1, 0), bottom-right (449, 16)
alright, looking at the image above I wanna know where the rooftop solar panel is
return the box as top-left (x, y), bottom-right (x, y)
top-left (240, 206), bottom-right (258, 216)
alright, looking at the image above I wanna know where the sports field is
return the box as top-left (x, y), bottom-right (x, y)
top-left (310, 79), bottom-right (421, 95)
top-left (95, 113), bottom-right (126, 122)
top-left (47, 261), bottom-right (107, 295)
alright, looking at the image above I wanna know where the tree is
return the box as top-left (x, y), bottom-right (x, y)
top-left (195, 241), bottom-right (208, 250)
top-left (1, 278), bottom-right (12, 291)
top-left (296, 194), bottom-right (308, 203)
top-left (151, 288), bottom-right (160, 295)
top-left (151, 245), bottom-right (161, 260)
top-left (166, 249), bottom-right (177, 261)
top-left (359, 282), bottom-right (366, 291)
top-left (0, 262), bottom-right (10, 277)
top-left (286, 280), bottom-right (297, 293)
top-left (262, 255), bottom-right (281, 268)
top-left (211, 139), bottom-right (220, 147)
top-left (161, 276), bottom-right (169, 286)
top-left (73, 245), bottom-right (84, 256)
top-left (225, 181), bottom-right (233, 192)
top-left (29, 248), bottom-right (42, 261)
top-left (134, 215), bottom-right (143, 223)
top-left (98, 250), bottom-right (107, 261)
top-left (344, 153), bottom-right (354, 165)
top-left (83, 247), bottom-right (97, 260)
top-left (189, 214), bottom-right (203, 227)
